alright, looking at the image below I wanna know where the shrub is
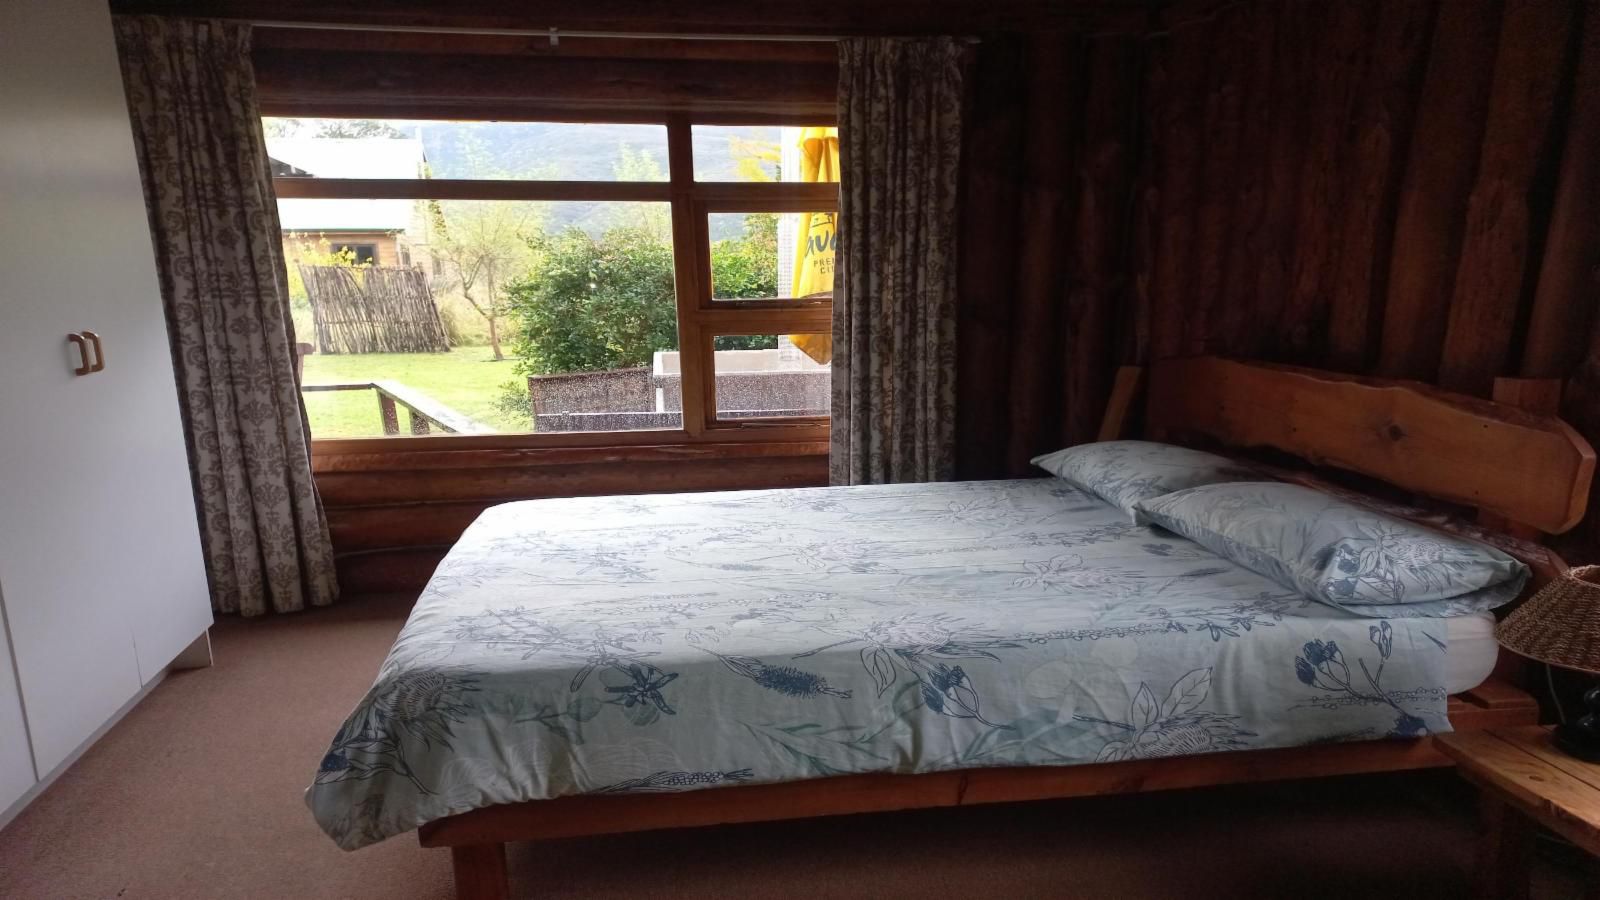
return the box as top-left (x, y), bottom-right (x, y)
top-left (507, 227), bottom-right (678, 375)
top-left (506, 215), bottom-right (782, 376)
top-left (492, 378), bottom-right (535, 429)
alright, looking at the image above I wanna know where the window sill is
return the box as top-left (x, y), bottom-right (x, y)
top-left (308, 424), bottom-right (830, 473)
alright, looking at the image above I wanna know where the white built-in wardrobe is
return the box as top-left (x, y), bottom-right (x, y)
top-left (0, 0), bottom-right (214, 821)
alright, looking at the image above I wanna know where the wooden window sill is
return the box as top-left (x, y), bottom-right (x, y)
top-left (309, 426), bottom-right (830, 473)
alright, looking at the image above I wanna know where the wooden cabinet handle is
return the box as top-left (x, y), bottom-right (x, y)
top-left (66, 333), bottom-right (92, 376)
top-left (82, 331), bottom-right (105, 372)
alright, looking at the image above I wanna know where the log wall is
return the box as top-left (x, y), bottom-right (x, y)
top-left (317, 442), bottom-right (829, 594)
top-left (957, 0), bottom-right (1600, 560)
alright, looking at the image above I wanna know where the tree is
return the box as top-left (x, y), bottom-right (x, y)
top-left (262, 118), bottom-right (408, 140)
top-left (710, 212), bottom-right (778, 299)
top-left (706, 213), bottom-right (781, 352)
top-left (505, 214), bottom-right (780, 375)
top-left (427, 200), bottom-right (544, 360)
top-left (599, 144), bottom-right (671, 239)
top-left (727, 136), bottom-right (780, 183)
top-left (507, 227), bottom-right (677, 375)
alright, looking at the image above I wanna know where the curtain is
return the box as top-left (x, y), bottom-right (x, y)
top-left (115, 16), bottom-right (338, 617)
top-left (831, 38), bottom-right (968, 485)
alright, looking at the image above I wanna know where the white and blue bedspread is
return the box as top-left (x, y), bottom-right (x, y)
top-left (308, 479), bottom-right (1459, 849)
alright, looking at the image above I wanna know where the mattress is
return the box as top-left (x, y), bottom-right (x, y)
top-left (1444, 612), bottom-right (1498, 695)
top-left (308, 478), bottom-right (1495, 850)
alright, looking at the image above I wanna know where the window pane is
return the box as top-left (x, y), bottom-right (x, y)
top-left (709, 211), bottom-right (835, 302)
top-left (691, 125), bottom-right (781, 181)
top-left (285, 199), bottom-right (682, 438)
top-left (263, 118), bottom-right (670, 181)
top-left (691, 124), bottom-right (838, 183)
top-left (711, 335), bottom-right (831, 421)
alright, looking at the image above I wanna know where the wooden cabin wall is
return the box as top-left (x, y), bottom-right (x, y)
top-left (317, 445), bottom-right (829, 594)
top-left (956, 0), bottom-right (1600, 560)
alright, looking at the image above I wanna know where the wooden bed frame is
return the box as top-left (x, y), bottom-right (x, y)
top-left (416, 356), bottom-right (1595, 899)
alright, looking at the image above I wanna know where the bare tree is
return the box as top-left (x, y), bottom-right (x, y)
top-left (427, 200), bottom-right (543, 360)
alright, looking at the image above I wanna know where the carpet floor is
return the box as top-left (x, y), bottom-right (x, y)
top-left (0, 593), bottom-right (1587, 899)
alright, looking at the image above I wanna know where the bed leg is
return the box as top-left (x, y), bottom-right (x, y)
top-left (1475, 797), bottom-right (1533, 900)
top-left (451, 843), bottom-right (510, 900)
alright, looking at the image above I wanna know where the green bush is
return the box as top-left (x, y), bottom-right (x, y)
top-left (506, 215), bottom-right (781, 376)
top-left (493, 378), bottom-right (535, 429)
top-left (708, 212), bottom-right (781, 353)
top-left (507, 227), bottom-right (678, 375)
top-left (710, 212), bottom-right (778, 300)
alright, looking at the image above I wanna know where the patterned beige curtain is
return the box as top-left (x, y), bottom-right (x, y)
top-left (832, 38), bottom-right (968, 485)
top-left (115, 17), bottom-right (338, 616)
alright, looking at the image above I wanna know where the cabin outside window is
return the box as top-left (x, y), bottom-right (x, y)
top-left (324, 242), bottom-right (378, 264)
top-left (263, 116), bottom-right (837, 450)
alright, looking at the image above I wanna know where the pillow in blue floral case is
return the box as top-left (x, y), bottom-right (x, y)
top-left (1031, 440), bottom-right (1261, 521)
top-left (1133, 482), bottom-right (1529, 618)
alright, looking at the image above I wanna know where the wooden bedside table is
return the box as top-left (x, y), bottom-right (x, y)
top-left (1436, 726), bottom-right (1600, 899)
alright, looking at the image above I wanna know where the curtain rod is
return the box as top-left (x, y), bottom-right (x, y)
top-left (248, 20), bottom-right (846, 44)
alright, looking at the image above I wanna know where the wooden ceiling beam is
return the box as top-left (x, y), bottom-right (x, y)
top-left (255, 101), bottom-right (831, 126)
top-left (251, 27), bottom-right (839, 64)
top-left (253, 48), bottom-right (837, 119)
top-left (110, 0), bottom-right (1160, 37)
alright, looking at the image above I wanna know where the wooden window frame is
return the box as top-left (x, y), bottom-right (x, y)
top-left (272, 111), bottom-right (837, 455)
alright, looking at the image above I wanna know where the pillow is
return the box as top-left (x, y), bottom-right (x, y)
top-left (1031, 441), bottom-right (1260, 520)
top-left (1133, 482), bottom-right (1529, 617)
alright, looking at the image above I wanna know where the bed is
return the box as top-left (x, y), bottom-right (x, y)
top-left (308, 357), bottom-right (1594, 899)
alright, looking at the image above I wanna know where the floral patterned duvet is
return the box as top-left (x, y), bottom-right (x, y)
top-left (308, 479), bottom-right (1461, 850)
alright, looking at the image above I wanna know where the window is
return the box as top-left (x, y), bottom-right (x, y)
top-left (331, 242), bottom-right (378, 264)
top-left (707, 212), bottom-right (835, 303)
top-left (691, 125), bottom-right (781, 181)
top-left (266, 117), bottom-right (837, 446)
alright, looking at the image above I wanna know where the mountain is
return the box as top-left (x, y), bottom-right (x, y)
top-left (412, 121), bottom-right (781, 238)
top-left (263, 118), bottom-right (789, 239)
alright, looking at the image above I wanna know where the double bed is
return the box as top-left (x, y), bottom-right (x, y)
top-left (307, 357), bottom-right (1594, 899)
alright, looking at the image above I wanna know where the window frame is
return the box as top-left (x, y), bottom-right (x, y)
top-left (270, 111), bottom-right (836, 454)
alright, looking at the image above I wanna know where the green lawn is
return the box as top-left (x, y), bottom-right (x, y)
top-left (300, 347), bottom-right (529, 438)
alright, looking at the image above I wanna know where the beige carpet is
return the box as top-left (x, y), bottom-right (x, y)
top-left (0, 594), bottom-right (1583, 899)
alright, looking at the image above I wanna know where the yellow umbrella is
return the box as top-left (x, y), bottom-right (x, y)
top-left (788, 126), bottom-right (837, 365)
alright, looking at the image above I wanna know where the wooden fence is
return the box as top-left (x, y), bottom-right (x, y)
top-left (300, 264), bottom-right (451, 355)
top-left (302, 381), bottom-right (495, 436)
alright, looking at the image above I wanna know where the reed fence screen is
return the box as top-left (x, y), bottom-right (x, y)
top-left (299, 265), bottom-right (450, 354)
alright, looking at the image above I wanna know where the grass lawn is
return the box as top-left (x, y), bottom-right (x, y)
top-left (300, 346), bottom-right (529, 438)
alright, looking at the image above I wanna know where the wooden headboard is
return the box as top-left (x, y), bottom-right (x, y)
top-left (1142, 357), bottom-right (1596, 536)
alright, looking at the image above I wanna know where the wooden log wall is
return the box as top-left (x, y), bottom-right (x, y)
top-left (957, 0), bottom-right (1600, 560)
top-left (318, 442), bottom-right (829, 594)
top-left (114, 0), bottom-right (1156, 41)
top-left (250, 30), bottom-right (840, 121)
top-left (956, 31), bottom-right (1145, 475)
